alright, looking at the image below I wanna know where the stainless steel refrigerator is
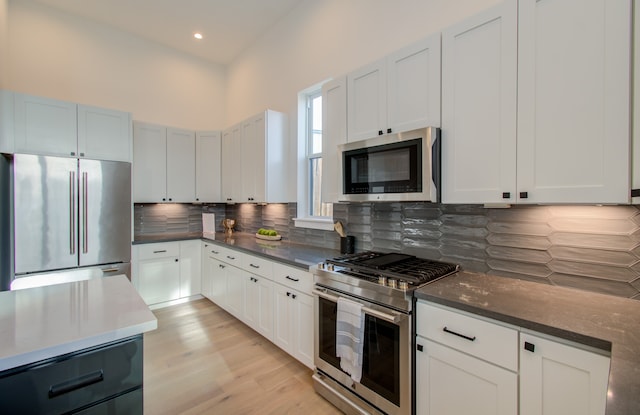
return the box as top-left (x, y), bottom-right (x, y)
top-left (4, 154), bottom-right (131, 290)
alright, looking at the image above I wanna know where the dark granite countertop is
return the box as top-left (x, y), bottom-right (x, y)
top-left (415, 271), bottom-right (640, 415)
top-left (133, 232), bottom-right (339, 271)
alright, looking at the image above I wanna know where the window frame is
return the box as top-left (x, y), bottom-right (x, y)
top-left (294, 83), bottom-right (334, 231)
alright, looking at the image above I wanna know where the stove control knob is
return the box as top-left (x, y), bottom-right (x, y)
top-left (318, 263), bottom-right (325, 270)
top-left (398, 281), bottom-right (409, 291)
top-left (327, 264), bottom-right (334, 271)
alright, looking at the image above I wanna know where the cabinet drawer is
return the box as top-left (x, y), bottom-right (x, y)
top-left (137, 242), bottom-right (179, 260)
top-left (416, 301), bottom-right (518, 371)
top-left (273, 262), bottom-right (313, 294)
top-left (0, 336), bottom-right (143, 414)
top-left (242, 254), bottom-right (273, 279)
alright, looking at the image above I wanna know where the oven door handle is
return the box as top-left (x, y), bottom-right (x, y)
top-left (312, 288), bottom-right (406, 324)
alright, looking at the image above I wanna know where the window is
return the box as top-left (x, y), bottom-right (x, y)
top-left (294, 84), bottom-right (333, 230)
top-left (307, 91), bottom-right (333, 218)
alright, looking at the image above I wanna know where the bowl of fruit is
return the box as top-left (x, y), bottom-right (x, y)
top-left (255, 228), bottom-right (282, 241)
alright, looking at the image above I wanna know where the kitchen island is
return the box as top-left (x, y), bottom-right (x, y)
top-left (0, 275), bottom-right (157, 413)
top-left (415, 271), bottom-right (640, 415)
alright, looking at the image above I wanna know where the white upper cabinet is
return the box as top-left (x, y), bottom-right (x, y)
top-left (442, 0), bottom-right (631, 205)
top-left (441, 1), bottom-right (518, 204)
top-left (14, 93), bottom-right (78, 157)
top-left (77, 104), bottom-right (132, 162)
top-left (321, 76), bottom-right (347, 204)
top-left (517, 0), bottom-right (631, 204)
top-left (166, 127), bottom-right (196, 203)
top-left (241, 114), bottom-right (265, 202)
top-left (221, 125), bottom-right (243, 203)
top-left (195, 131), bottom-right (222, 202)
top-left (387, 34), bottom-right (441, 132)
top-left (347, 59), bottom-right (387, 142)
top-left (5, 91), bottom-right (131, 161)
top-left (134, 122), bottom-right (220, 203)
top-left (222, 110), bottom-right (288, 204)
top-left (347, 33), bottom-right (441, 142)
top-left (133, 122), bottom-right (167, 202)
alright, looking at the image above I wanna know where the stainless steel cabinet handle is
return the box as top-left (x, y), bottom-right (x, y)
top-left (82, 172), bottom-right (88, 253)
top-left (49, 370), bottom-right (104, 398)
top-left (153, 250), bottom-right (167, 254)
top-left (285, 275), bottom-right (299, 282)
top-left (101, 268), bottom-right (119, 273)
top-left (250, 263), bottom-right (260, 269)
top-left (69, 171), bottom-right (75, 255)
top-left (211, 250), bottom-right (219, 254)
top-left (227, 255), bottom-right (236, 260)
top-left (312, 288), bottom-right (405, 324)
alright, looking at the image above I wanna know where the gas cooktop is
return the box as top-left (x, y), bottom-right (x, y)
top-left (314, 251), bottom-right (459, 312)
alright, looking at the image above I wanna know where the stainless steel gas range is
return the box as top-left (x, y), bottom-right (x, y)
top-left (312, 251), bottom-right (458, 415)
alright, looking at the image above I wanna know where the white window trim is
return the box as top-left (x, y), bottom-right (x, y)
top-left (294, 80), bottom-right (333, 229)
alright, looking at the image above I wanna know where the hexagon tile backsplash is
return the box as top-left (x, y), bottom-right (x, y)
top-left (137, 202), bottom-right (640, 300)
top-left (327, 203), bottom-right (640, 300)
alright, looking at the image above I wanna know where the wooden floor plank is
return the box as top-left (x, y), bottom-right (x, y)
top-left (144, 298), bottom-right (342, 414)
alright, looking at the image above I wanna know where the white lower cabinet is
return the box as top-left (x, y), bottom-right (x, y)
top-left (243, 274), bottom-right (274, 340)
top-left (273, 284), bottom-right (314, 369)
top-left (416, 339), bottom-right (517, 415)
top-left (519, 333), bottom-right (610, 415)
top-left (135, 242), bottom-right (181, 305)
top-left (134, 241), bottom-right (202, 306)
top-left (416, 301), bottom-right (611, 415)
top-left (199, 242), bottom-right (314, 368)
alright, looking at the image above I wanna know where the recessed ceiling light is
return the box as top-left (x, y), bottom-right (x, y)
top-left (193, 33), bottom-right (203, 40)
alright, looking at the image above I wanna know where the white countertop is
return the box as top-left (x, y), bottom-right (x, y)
top-left (0, 275), bottom-right (157, 371)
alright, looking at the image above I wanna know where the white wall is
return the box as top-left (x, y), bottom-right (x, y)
top-left (0, 0), bottom-right (8, 89)
top-left (6, 0), bottom-right (226, 130)
top-left (225, 0), bottom-right (501, 125)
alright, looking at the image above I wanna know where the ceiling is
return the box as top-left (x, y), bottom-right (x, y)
top-left (28, 0), bottom-right (304, 65)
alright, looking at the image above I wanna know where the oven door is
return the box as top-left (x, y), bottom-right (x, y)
top-left (313, 287), bottom-right (411, 415)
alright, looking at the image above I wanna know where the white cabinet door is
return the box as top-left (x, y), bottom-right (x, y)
top-left (13, 93), bottom-right (78, 157)
top-left (273, 284), bottom-right (294, 352)
top-left (347, 59), bottom-right (387, 142)
top-left (387, 33), bottom-right (441, 132)
top-left (133, 122), bottom-right (167, 202)
top-left (210, 259), bottom-right (228, 308)
top-left (138, 256), bottom-right (180, 305)
top-left (200, 242), bottom-right (212, 299)
top-left (634, 0), bottom-right (640, 203)
top-left (520, 333), bottom-right (610, 415)
top-left (517, 0), bottom-right (631, 204)
top-left (221, 125), bottom-right (243, 202)
top-left (321, 76), bottom-right (347, 204)
top-left (195, 131), bottom-right (221, 202)
top-left (77, 105), bottom-right (131, 162)
top-left (291, 291), bottom-right (314, 368)
top-left (225, 265), bottom-right (244, 319)
top-left (415, 338), bottom-right (517, 415)
top-left (166, 127), bottom-right (196, 202)
top-left (243, 273), bottom-right (274, 340)
top-left (441, 1), bottom-right (517, 204)
top-left (241, 115), bottom-right (265, 202)
top-left (179, 240), bottom-right (201, 298)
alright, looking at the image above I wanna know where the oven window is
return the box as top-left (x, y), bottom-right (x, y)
top-left (317, 297), bottom-right (400, 406)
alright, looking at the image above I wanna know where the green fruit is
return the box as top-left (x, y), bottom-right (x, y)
top-left (268, 230), bottom-right (277, 236)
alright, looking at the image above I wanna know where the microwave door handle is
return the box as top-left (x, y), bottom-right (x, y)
top-left (431, 129), bottom-right (441, 202)
top-left (312, 288), bottom-right (405, 324)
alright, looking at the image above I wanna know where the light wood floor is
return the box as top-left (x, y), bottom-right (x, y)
top-left (143, 298), bottom-right (342, 414)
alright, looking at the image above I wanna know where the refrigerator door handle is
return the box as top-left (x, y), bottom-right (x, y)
top-left (69, 171), bottom-right (76, 255)
top-left (82, 172), bottom-right (88, 254)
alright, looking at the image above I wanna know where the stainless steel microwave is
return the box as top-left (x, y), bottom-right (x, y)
top-left (339, 127), bottom-right (440, 202)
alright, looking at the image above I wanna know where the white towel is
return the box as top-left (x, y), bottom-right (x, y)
top-left (336, 297), bottom-right (365, 382)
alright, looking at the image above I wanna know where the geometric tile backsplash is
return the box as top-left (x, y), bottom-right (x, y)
top-left (135, 202), bottom-right (640, 300)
